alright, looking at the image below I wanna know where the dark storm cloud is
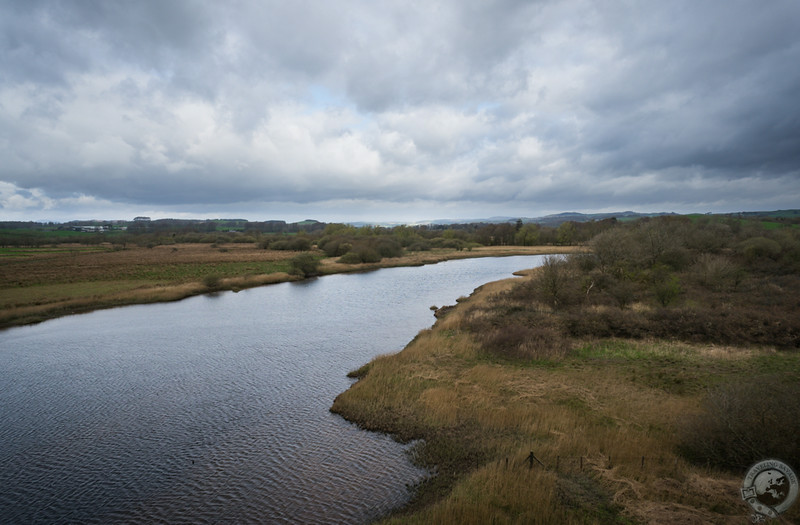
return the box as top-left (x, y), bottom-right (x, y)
top-left (0, 0), bottom-right (798, 222)
top-left (576, 1), bottom-right (800, 177)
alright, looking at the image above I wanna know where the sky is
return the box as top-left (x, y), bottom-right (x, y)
top-left (1, 0), bottom-right (799, 224)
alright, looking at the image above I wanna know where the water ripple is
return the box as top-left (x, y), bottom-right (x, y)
top-left (0, 256), bottom-right (545, 523)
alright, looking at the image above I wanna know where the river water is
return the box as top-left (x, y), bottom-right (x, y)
top-left (0, 255), bottom-right (546, 524)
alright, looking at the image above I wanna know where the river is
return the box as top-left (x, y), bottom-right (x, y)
top-left (0, 255), bottom-right (547, 524)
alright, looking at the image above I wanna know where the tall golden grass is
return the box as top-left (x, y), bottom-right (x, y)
top-left (332, 274), bottom-right (800, 524)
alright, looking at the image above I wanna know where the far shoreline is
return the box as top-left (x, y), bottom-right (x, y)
top-left (1, 245), bottom-right (585, 331)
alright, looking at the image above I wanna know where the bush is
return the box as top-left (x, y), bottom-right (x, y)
top-left (652, 274), bottom-right (682, 307)
top-left (270, 237), bottom-right (311, 251)
top-left (407, 241), bottom-right (431, 252)
top-left (738, 237), bottom-right (782, 262)
top-left (289, 253), bottom-right (320, 277)
top-left (442, 239), bottom-right (466, 250)
top-left (480, 323), bottom-right (572, 361)
top-left (678, 377), bottom-right (800, 471)
top-left (657, 247), bottom-right (692, 271)
top-left (203, 274), bottom-right (221, 289)
top-left (319, 238), bottom-right (352, 257)
top-left (691, 253), bottom-right (740, 291)
top-left (533, 256), bottom-right (582, 310)
top-left (591, 228), bottom-right (643, 276)
top-left (337, 252), bottom-right (363, 264)
top-left (355, 246), bottom-right (381, 263)
top-left (685, 223), bottom-right (732, 253)
top-left (606, 278), bottom-right (636, 309)
top-left (375, 238), bottom-right (403, 258)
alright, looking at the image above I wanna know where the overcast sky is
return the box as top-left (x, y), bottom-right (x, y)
top-left (1, 1), bottom-right (799, 223)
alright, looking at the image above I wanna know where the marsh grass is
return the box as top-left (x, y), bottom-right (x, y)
top-left (332, 274), bottom-right (800, 523)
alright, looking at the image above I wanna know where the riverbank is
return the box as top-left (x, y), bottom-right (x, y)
top-left (331, 270), bottom-right (800, 523)
top-left (0, 243), bottom-right (582, 330)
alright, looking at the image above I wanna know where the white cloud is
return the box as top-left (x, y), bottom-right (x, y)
top-left (0, 0), bottom-right (798, 222)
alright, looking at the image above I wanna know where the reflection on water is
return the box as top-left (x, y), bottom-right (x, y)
top-left (0, 256), bottom-right (545, 524)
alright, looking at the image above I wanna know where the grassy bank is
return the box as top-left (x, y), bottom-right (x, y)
top-left (331, 272), bottom-right (800, 524)
top-left (0, 243), bottom-right (577, 330)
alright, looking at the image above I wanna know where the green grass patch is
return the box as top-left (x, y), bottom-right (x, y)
top-left (0, 280), bottom-right (158, 308)
top-left (570, 340), bottom-right (800, 395)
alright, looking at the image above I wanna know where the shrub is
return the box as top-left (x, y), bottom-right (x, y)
top-left (657, 247), bottom-right (692, 271)
top-left (738, 236), bottom-right (782, 262)
top-left (569, 253), bottom-right (598, 273)
top-left (677, 377), bottom-right (800, 471)
top-left (591, 228), bottom-right (643, 276)
top-left (292, 237), bottom-right (312, 251)
top-left (606, 278), bottom-right (636, 309)
top-left (533, 256), bottom-right (582, 310)
top-left (653, 274), bottom-right (682, 307)
top-left (480, 323), bottom-right (572, 361)
top-left (269, 240), bottom-right (290, 250)
top-left (685, 223), bottom-right (732, 253)
top-left (441, 239), bottom-right (466, 250)
top-left (289, 253), bottom-right (320, 277)
top-left (375, 238), bottom-right (403, 258)
top-left (355, 246), bottom-right (381, 263)
top-left (407, 241), bottom-right (431, 252)
top-left (283, 238), bottom-right (305, 251)
top-left (691, 253), bottom-right (740, 291)
top-left (563, 308), bottom-right (649, 339)
top-left (319, 238), bottom-right (352, 257)
top-left (203, 274), bottom-right (221, 289)
top-left (337, 252), bottom-right (363, 264)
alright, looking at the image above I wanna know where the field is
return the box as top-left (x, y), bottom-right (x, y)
top-left (332, 273), bottom-right (800, 524)
top-left (0, 242), bottom-right (574, 330)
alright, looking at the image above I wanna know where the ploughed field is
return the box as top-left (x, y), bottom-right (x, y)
top-left (0, 244), bottom-right (299, 329)
top-left (1, 243), bottom-right (295, 286)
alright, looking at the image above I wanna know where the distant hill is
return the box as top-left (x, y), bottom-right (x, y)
top-left (5, 210), bottom-right (797, 232)
top-left (396, 211), bottom-right (678, 228)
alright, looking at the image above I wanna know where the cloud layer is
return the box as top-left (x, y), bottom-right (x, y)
top-left (2, 0), bottom-right (799, 222)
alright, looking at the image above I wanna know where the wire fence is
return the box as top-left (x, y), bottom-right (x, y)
top-left (509, 451), bottom-right (682, 473)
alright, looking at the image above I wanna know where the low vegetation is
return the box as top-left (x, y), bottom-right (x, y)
top-left (3, 213), bottom-right (799, 521)
top-left (333, 215), bottom-right (800, 523)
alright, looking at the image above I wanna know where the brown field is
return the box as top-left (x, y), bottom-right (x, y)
top-left (0, 243), bottom-right (580, 330)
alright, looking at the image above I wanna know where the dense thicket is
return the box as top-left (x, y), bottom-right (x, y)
top-left (466, 216), bottom-right (800, 354)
